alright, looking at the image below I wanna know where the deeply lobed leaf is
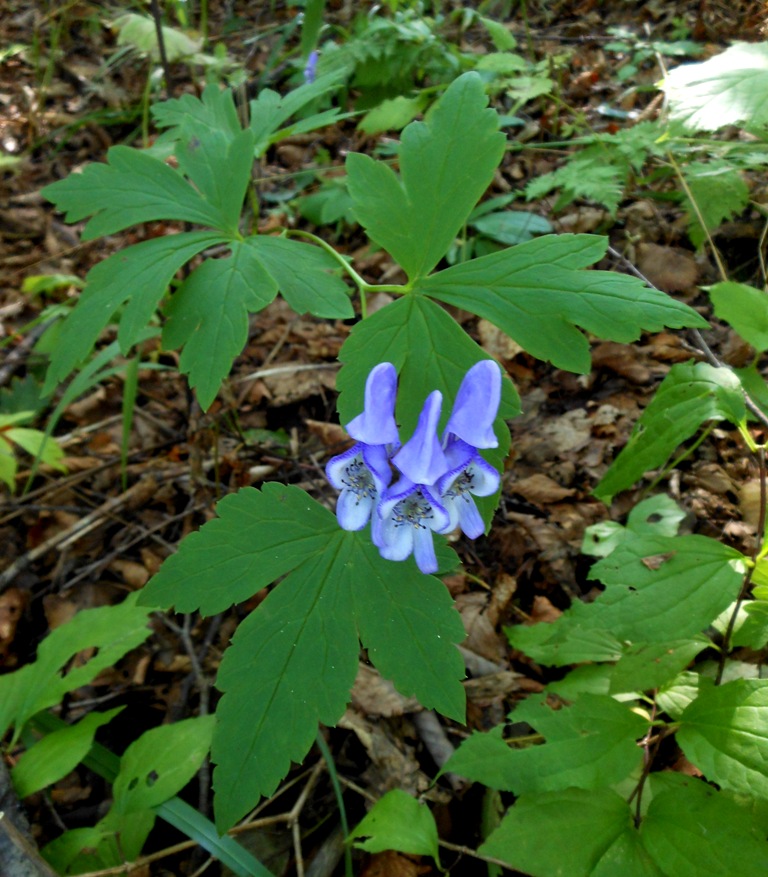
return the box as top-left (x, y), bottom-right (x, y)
top-left (420, 234), bottom-right (708, 374)
top-left (140, 484), bottom-right (466, 830)
top-left (347, 72), bottom-right (505, 280)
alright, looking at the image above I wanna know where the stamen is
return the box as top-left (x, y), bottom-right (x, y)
top-left (341, 457), bottom-right (376, 504)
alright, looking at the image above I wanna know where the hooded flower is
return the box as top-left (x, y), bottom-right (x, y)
top-left (375, 391), bottom-right (450, 574)
top-left (437, 361), bottom-right (502, 538)
top-left (325, 363), bottom-right (399, 531)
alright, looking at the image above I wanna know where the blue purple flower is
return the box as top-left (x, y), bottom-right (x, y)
top-left (326, 360), bottom-right (503, 574)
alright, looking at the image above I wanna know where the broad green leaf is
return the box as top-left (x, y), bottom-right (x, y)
top-left (358, 94), bottom-right (429, 134)
top-left (11, 708), bottom-right (123, 798)
top-left (162, 243), bottom-right (279, 411)
top-left (511, 534), bottom-right (744, 667)
top-left (5, 427), bottom-right (66, 471)
top-left (609, 637), bottom-right (710, 694)
top-left (0, 593), bottom-right (152, 743)
top-left (347, 72), bottom-right (504, 280)
top-left (115, 12), bottom-right (201, 62)
top-left (352, 547), bottom-right (465, 720)
top-left (446, 695), bottom-right (645, 795)
top-left (732, 600), bottom-right (768, 649)
top-left (678, 678), bottom-right (768, 797)
top-left (42, 147), bottom-right (226, 239)
top-left (99, 716), bottom-right (216, 861)
top-left (589, 534), bottom-right (746, 641)
top-left (479, 788), bottom-right (655, 877)
top-left (243, 236), bottom-right (353, 318)
top-left (33, 711), bottom-right (273, 877)
top-left (420, 234), bottom-right (708, 374)
top-left (657, 670), bottom-right (701, 719)
top-left (44, 232), bottom-right (224, 392)
top-left (441, 725), bottom-right (519, 790)
top-left (140, 484), bottom-right (465, 831)
top-left (42, 826), bottom-right (120, 875)
top-left (684, 161), bottom-right (749, 249)
top-left (350, 789), bottom-right (440, 864)
top-left (112, 715), bottom-right (216, 814)
top-left (708, 281), bottom-right (768, 352)
top-left (642, 777), bottom-right (768, 876)
top-left (507, 694), bottom-right (646, 794)
top-left (470, 210), bottom-right (552, 245)
top-left (175, 128), bottom-right (255, 235)
top-left (547, 664), bottom-right (614, 700)
top-left (595, 361), bottom-right (746, 503)
top-left (507, 618), bottom-right (623, 666)
top-left (663, 42), bottom-right (768, 131)
top-left (582, 494), bottom-right (686, 558)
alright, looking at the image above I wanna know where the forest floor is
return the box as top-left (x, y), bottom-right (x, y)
top-left (1, 1), bottom-right (767, 876)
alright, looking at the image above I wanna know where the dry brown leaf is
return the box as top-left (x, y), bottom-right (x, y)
top-left (455, 593), bottom-right (506, 662)
top-left (512, 473), bottom-right (576, 505)
top-left (109, 558), bottom-right (150, 589)
top-left (351, 663), bottom-right (422, 717)
top-left (528, 596), bottom-right (563, 625)
top-left (361, 850), bottom-right (432, 877)
top-left (637, 242), bottom-right (698, 293)
top-left (0, 588), bottom-right (25, 658)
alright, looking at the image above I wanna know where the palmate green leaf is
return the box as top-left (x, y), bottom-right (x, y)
top-left (708, 281), bottom-right (768, 352)
top-left (349, 789), bottom-right (440, 864)
top-left (139, 484), bottom-right (465, 831)
top-left (43, 232), bottom-right (224, 393)
top-left (347, 72), bottom-right (505, 281)
top-left (419, 234), bottom-right (708, 374)
top-left (152, 83), bottom-right (242, 142)
top-left (594, 361), bottom-right (746, 503)
top-left (161, 235), bottom-right (350, 410)
top-left (480, 788), bottom-right (662, 877)
top-left (244, 236), bottom-right (353, 318)
top-left (0, 593), bottom-right (151, 743)
top-left (663, 42), bottom-right (768, 131)
top-left (162, 243), bottom-right (278, 412)
top-left (678, 678), bottom-right (768, 798)
top-left (175, 128), bottom-right (255, 236)
top-left (41, 147), bottom-right (227, 240)
top-left (642, 776), bottom-right (768, 877)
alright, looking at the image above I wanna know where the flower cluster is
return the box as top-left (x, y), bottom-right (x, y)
top-left (326, 361), bottom-right (502, 575)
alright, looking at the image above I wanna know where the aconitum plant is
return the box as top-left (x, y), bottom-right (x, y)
top-left (327, 361), bottom-right (501, 573)
top-left (41, 69), bottom-right (709, 836)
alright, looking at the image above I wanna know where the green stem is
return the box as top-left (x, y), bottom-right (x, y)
top-left (284, 230), bottom-right (409, 305)
top-left (316, 731), bottom-right (353, 877)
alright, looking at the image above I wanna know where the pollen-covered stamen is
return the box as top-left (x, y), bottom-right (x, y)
top-left (443, 468), bottom-right (475, 500)
top-left (341, 456), bottom-right (377, 504)
top-left (391, 489), bottom-right (435, 530)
